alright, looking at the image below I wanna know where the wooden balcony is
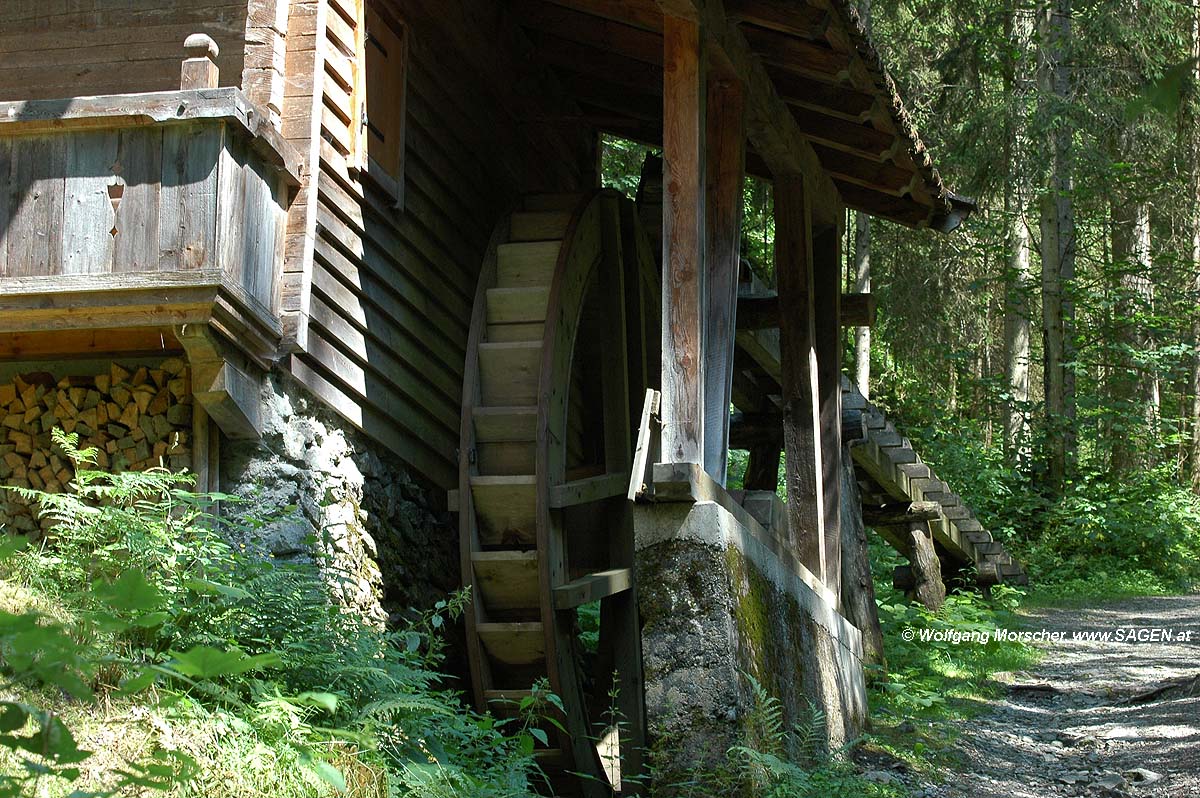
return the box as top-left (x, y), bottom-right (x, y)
top-left (0, 39), bottom-right (302, 437)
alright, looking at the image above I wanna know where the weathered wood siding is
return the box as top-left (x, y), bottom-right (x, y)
top-left (0, 122), bottom-right (282, 315)
top-left (0, 2), bottom-right (251, 101)
top-left (281, 0), bottom-right (589, 490)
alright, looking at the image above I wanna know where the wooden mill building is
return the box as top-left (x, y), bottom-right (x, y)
top-left (0, 0), bottom-right (982, 793)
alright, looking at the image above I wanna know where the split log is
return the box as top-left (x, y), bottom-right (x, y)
top-left (0, 358), bottom-right (196, 536)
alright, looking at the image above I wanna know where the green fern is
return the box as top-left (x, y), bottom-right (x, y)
top-left (793, 700), bottom-right (827, 765)
top-left (742, 673), bottom-right (786, 756)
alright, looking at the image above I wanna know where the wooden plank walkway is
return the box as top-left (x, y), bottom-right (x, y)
top-left (841, 377), bottom-right (1028, 586)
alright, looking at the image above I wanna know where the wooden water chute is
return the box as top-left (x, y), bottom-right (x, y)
top-left (458, 191), bottom-right (660, 796)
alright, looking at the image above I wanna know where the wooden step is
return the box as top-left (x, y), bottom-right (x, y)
top-left (487, 286), bottom-right (551, 325)
top-left (478, 341), bottom-right (542, 405)
top-left (953, 517), bottom-right (984, 533)
top-left (486, 322), bottom-right (545, 343)
top-left (482, 688), bottom-right (533, 717)
top-left (478, 621), bottom-right (545, 666)
top-left (473, 550), bottom-right (540, 613)
top-left (474, 406), bottom-right (537, 442)
top-left (497, 241), bottom-right (560, 287)
top-left (524, 193), bottom-right (581, 212)
top-left (476, 441), bottom-right (536, 475)
top-left (510, 211), bottom-right (572, 242)
top-left (471, 475), bottom-right (536, 545)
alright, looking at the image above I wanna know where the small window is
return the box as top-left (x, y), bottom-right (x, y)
top-left (361, 2), bottom-right (407, 208)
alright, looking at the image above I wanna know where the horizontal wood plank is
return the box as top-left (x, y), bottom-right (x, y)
top-left (552, 568), bottom-right (633, 609)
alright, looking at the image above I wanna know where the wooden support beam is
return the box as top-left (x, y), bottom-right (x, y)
top-left (743, 445), bottom-right (781, 490)
top-left (736, 292), bottom-right (875, 329)
top-left (543, 0), bottom-right (664, 32)
top-left (735, 295), bottom-right (780, 330)
top-left (515, 0), bottom-right (663, 64)
top-left (773, 175), bottom-right (826, 582)
top-left (549, 472), bottom-right (630, 507)
top-left (788, 105), bottom-right (895, 161)
top-left (766, 65), bottom-right (874, 119)
top-left (907, 521), bottom-right (946, 610)
top-left (552, 568), bottom-right (634, 609)
top-left (733, 408), bottom-right (864, 446)
top-left (559, 73), bottom-right (662, 122)
top-left (660, 14), bottom-right (706, 465)
top-left (176, 324), bottom-right (263, 439)
top-left (842, 407), bottom-right (866, 442)
top-left (702, 74), bottom-right (746, 484)
top-left (739, 23), bottom-right (849, 78)
top-left (530, 30), bottom-right (665, 92)
top-left (728, 411), bottom-right (780, 448)
top-left (812, 143), bottom-right (919, 197)
top-left (691, 0), bottom-right (842, 226)
top-left (862, 501), bottom-right (941, 526)
top-left (836, 180), bottom-right (937, 228)
top-left (725, 0), bottom-right (830, 39)
top-left (813, 226), bottom-right (842, 599)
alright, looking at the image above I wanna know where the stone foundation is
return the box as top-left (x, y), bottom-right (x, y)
top-left (635, 493), bottom-right (867, 780)
top-left (219, 370), bottom-right (458, 625)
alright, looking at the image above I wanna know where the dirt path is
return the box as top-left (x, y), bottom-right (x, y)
top-left (927, 594), bottom-right (1200, 798)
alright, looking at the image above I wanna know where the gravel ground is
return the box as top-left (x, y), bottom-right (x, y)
top-left (922, 594), bottom-right (1200, 798)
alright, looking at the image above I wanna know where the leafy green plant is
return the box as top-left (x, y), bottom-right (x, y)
top-left (0, 430), bottom-right (548, 798)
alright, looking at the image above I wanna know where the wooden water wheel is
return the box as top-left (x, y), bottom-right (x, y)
top-left (458, 191), bottom-right (660, 796)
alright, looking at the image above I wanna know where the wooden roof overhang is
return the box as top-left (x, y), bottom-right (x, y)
top-left (509, 0), bottom-right (974, 232)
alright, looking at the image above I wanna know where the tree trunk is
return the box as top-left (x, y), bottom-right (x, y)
top-left (839, 445), bottom-right (884, 666)
top-left (853, 212), bottom-right (872, 399)
top-left (1003, 0), bottom-right (1035, 468)
top-left (1110, 199), bottom-right (1157, 472)
top-left (1038, 0), bottom-right (1076, 491)
top-left (1190, 5), bottom-right (1200, 494)
top-left (853, 0), bottom-right (873, 401)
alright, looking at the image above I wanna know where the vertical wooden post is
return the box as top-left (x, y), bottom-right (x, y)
top-left (744, 444), bottom-right (781, 490)
top-left (774, 175), bottom-right (827, 582)
top-left (191, 401), bottom-right (210, 493)
top-left (181, 34), bottom-right (220, 90)
top-left (703, 76), bottom-right (746, 484)
top-left (813, 226), bottom-right (842, 599)
top-left (661, 14), bottom-right (706, 465)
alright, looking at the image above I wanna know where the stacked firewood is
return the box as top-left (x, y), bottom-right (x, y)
top-left (0, 358), bottom-right (193, 533)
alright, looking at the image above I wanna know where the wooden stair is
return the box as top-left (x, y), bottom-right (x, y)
top-left (842, 376), bottom-right (1029, 586)
top-left (461, 194), bottom-right (582, 796)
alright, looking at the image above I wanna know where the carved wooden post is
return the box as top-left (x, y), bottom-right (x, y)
top-left (181, 34), bottom-right (220, 90)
